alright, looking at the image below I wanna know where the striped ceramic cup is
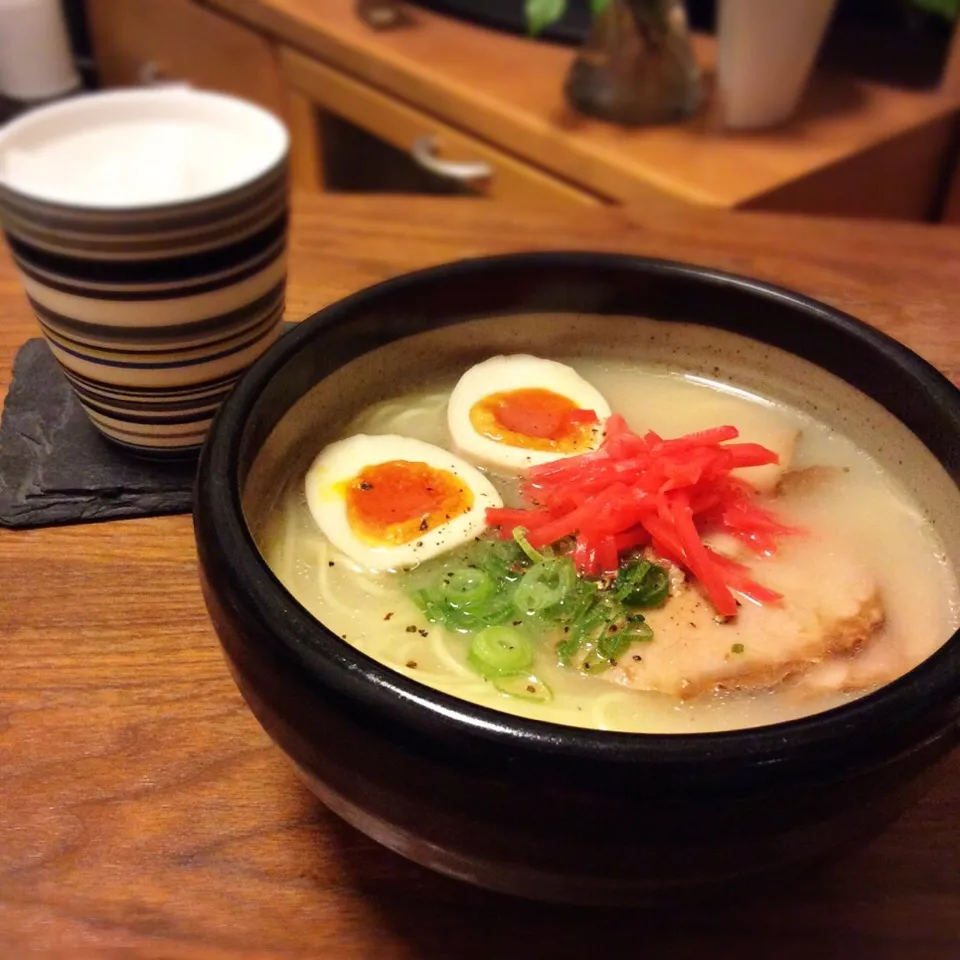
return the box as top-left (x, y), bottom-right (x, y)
top-left (0, 88), bottom-right (288, 456)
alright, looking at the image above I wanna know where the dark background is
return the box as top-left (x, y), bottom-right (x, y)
top-left (408, 0), bottom-right (955, 88)
top-left (8, 0), bottom-right (955, 116)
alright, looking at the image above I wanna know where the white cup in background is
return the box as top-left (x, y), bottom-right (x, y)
top-left (717, 0), bottom-right (839, 131)
top-left (0, 0), bottom-right (81, 101)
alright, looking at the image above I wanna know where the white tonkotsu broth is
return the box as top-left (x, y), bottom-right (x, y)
top-left (258, 359), bottom-right (960, 734)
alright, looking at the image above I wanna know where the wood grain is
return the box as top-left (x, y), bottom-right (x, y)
top-left (941, 151), bottom-right (960, 225)
top-left (2, 195), bottom-right (960, 959)
top-left (283, 85), bottom-right (325, 193)
top-left (208, 0), bottom-right (960, 215)
top-left (742, 115), bottom-right (956, 221)
top-left (279, 47), bottom-right (605, 208)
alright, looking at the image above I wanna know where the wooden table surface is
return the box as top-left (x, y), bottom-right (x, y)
top-left (2, 195), bottom-right (960, 959)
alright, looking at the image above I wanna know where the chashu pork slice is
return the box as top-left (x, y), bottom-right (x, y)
top-left (790, 638), bottom-right (909, 698)
top-left (604, 538), bottom-right (884, 699)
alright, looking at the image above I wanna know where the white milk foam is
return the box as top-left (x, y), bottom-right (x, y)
top-left (2, 118), bottom-right (267, 206)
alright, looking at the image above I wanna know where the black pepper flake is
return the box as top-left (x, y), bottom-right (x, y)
top-left (415, 541), bottom-right (423, 547)
top-left (563, 626), bottom-right (570, 633)
top-left (526, 685), bottom-right (536, 694)
top-left (419, 517), bottom-right (429, 532)
top-left (406, 660), bottom-right (418, 669)
top-left (632, 654), bottom-right (643, 662)
top-left (419, 629), bottom-right (429, 637)
top-left (340, 633), bottom-right (347, 640)
top-left (328, 561), bottom-right (335, 567)
top-left (405, 625), bottom-right (418, 633)
top-left (358, 481), bottom-right (373, 491)
top-left (513, 620), bottom-right (522, 626)
top-left (608, 625), bottom-right (618, 633)
top-left (384, 612), bottom-right (394, 621)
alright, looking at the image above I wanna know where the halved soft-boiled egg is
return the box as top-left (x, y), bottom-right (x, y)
top-left (447, 355), bottom-right (611, 473)
top-left (305, 434), bottom-right (502, 571)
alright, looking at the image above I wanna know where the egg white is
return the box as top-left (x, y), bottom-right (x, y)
top-left (305, 434), bottom-right (502, 572)
top-left (447, 355), bottom-right (611, 474)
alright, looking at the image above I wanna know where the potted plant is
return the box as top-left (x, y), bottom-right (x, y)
top-left (527, 0), bottom-right (703, 125)
top-left (531, 0), bottom-right (960, 130)
top-left (911, 0), bottom-right (960, 17)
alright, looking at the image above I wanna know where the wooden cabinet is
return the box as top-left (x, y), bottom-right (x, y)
top-left (86, 0), bottom-right (960, 219)
top-left (278, 48), bottom-right (602, 208)
top-left (85, 0), bottom-right (601, 209)
top-left (85, 0), bottom-right (285, 117)
top-left (84, 0), bottom-right (599, 209)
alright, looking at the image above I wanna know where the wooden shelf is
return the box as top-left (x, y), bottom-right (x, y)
top-left (206, 0), bottom-right (960, 216)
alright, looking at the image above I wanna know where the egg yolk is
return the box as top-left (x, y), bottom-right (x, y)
top-left (470, 388), bottom-right (599, 452)
top-left (343, 460), bottom-right (474, 546)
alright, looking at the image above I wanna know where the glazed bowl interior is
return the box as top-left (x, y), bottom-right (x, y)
top-left (204, 253), bottom-right (960, 771)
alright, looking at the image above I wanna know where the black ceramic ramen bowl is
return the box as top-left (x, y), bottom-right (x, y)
top-left (194, 253), bottom-right (960, 904)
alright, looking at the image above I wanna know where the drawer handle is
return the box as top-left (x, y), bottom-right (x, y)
top-left (410, 136), bottom-right (492, 183)
top-left (137, 61), bottom-right (190, 88)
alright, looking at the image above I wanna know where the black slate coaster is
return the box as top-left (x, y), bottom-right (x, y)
top-left (0, 339), bottom-right (196, 529)
top-left (0, 323), bottom-right (296, 530)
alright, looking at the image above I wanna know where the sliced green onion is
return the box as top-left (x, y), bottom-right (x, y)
top-left (405, 537), bottom-right (662, 679)
top-left (412, 585), bottom-right (515, 633)
top-left (468, 626), bottom-right (534, 678)
top-left (549, 577), bottom-right (598, 625)
top-left (580, 647), bottom-right (615, 675)
top-left (623, 615), bottom-right (654, 643)
top-left (513, 558), bottom-right (577, 616)
top-left (616, 560), bottom-right (670, 609)
top-left (468, 537), bottom-right (529, 580)
top-left (621, 558), bottom-right (651, 584)
top-left (597, 625), bottom-right (632, 661)
top-left (493, 674), bottom-right (553, 702)
top-left (556, 598), bottom-right (609, 664)
top-left (513, 526), bottom-right (548, 563)
top-left (440, 567), bottom-right (495, 607)
top-left (556, 624), bottom-right (586, 664)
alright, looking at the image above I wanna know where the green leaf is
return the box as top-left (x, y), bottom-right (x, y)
top-left (526, 0), bottom-right (566, 35)
top-left (909, 0), bottom-right (960, 18)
